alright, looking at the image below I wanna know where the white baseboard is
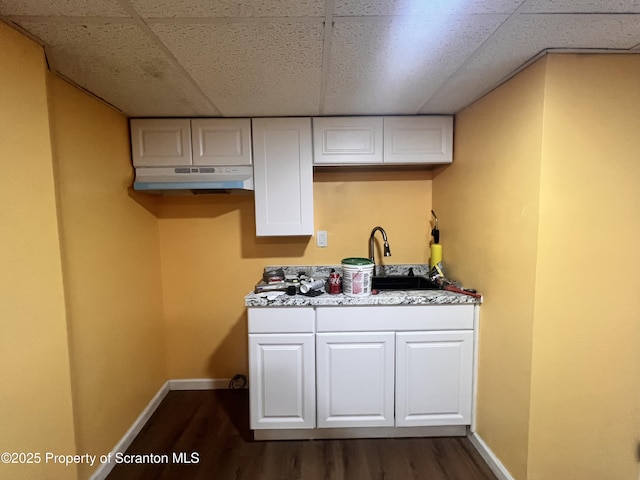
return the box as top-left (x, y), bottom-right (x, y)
top-left (89, 378), bottom-right (228, 480)
top-left (256, 425), bottom-right (466, 441)
top-left (468, 431), bottom-right (515, 480)
top-left (168, 378), bottom-right (231, 390)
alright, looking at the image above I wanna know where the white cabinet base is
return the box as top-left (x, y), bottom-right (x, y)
top-left (396, 331), bottom-right (473, 427)
top-left (248, 304), bottom-right (478, 439)
top-left (254, 425), bottom-right (467, 441)
top-left (316, 332), bottom-right (395, 428)
top-left (249, 333), bottom-right (315, 430)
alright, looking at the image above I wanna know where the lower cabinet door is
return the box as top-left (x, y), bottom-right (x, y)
top-left (249, 333), bottom-right (315, 429)
top-left (395, 330), bottom-right (473, 427)
top-left (316, 332), bottom-right (395, 428)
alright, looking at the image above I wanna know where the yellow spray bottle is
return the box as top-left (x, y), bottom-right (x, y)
top-left (429, 210), bottom-right (442, 269)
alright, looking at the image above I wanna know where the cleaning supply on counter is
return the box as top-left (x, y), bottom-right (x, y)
top-left (341, 257), bottom-right (374, 296)
top-left (299, 278), bottom-right (325, 294)
top-left (443, 284), bottom-right (482, 299)
top-left (430, 244), bottom-right (443, 268)
top-left (329, 269), bottom-right (341, 294)
top-left (429, 210), bottom-right (442, 269)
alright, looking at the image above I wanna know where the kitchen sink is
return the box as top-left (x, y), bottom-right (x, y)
top-left (371, 275), bottom-right (441, 291)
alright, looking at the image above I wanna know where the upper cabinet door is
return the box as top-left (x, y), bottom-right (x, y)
top-left (313, 117), bottom-right (383, 165)
top-left (252, 118), bottom-right (314, 236)
top-left (383, 116), bottom-right (453, 164)
top-left (130, 118), bottom-right (192, 167)
top-left (190, 118), bottom-right (252, 166)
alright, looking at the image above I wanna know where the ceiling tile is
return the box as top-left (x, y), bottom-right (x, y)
top-left (324, 15), bottom-right (508, 115)
top-left (504, 13), bottom-right (640, 49)
top-left (150, 22), bottom-right (324, 116)
top-left (420, 13), bottom-right (640, 113)
top-left (334, 0), bottom-right (524, 16)
top-left (16, 21), bottom-right (216, 116)
top-left (131, 0), bottom-right (324, 18)
top-left (0, 0), bottom-right (128, 17)
top-left (3, 0), bottom-right (637, 118)
top-left (522, 0), bottom-right (640, 13)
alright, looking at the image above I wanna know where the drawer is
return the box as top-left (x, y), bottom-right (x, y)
top-left (316, 305), bottom-right (474, 332)
top-left (248, 307), bottom-right (315, 333)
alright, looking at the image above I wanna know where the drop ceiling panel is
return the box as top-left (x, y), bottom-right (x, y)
top-left (334, 0), bottom-right (524, 16)
top-left (16, 21), bottom-right (215, 116)
top-left (150, 22), bottom-right (324, 116)
top-left (2, 0), bottom-right (639, 118)
top-left (495, 13), bottom-right (640, 50)
top-left (522, 0), bottom-right (640, 13)
top-left (0, 0), bottom-right (128, 17)
top-left (131, 0), bottom-right (324, 18)
top-left (420, 12), bottom-right (640, 113)
top-left (324, 15), bottom-right (508, 115)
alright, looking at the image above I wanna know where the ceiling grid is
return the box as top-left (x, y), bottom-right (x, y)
top-left (0, 0), bottom-right (638, 116)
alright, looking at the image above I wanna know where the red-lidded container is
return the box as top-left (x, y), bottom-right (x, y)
top-left (329, 269), bottom-right (341, 294)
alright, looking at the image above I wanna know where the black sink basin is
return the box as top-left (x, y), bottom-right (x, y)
top-left (371, 275), bottom-right (441, 291)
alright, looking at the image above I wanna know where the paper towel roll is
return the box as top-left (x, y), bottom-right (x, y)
top-left (430, 243), bottom-right (442, 268)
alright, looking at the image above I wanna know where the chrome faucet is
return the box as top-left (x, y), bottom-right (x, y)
top-left (369, 226), bottom-right (391, 265)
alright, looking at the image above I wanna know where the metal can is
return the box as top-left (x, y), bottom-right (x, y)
top-left (329, 270), bottom-right (341, 294)
top-left (299, 278), bottom-right (324, 294)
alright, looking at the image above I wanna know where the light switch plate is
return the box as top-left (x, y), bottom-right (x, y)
top-left (317, 230), bottom-right (328, 247)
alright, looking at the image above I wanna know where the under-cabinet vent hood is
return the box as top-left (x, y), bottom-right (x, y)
top-left (133, 165), bottom-right (254, 192)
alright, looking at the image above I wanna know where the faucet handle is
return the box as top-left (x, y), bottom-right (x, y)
top-left (408, 267), bottom-right (415, 277)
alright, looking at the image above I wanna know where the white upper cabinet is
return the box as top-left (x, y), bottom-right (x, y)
top-left (252, 118), bottom-right (314, 236)
top-left (130, 118), bottom-right (192, 167)
top-left (190, 118), bottom-right (252, 166)
top-left (131, 118), bottom-right (252, 167)
top-left (313, 117), bottom-right (383, 165)
top-left (384, 116), bottom-right (453, 164)
top-left (311, 116), bottom-right (453, 165)
top-left (131, 115), bottom-right (453, 169)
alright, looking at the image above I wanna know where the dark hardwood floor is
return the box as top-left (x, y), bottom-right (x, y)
top-left (106, 389), bottom-right (497, 480)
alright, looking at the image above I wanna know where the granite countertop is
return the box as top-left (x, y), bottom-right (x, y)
top-left (245, 264), bottom-right (482, 307)
top-left (245, 289), bottom-right (480, 307)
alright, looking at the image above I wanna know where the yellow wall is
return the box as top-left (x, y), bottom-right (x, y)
top-left (5, 15), bottom-right (637, 479)
top-left (158, 168), bottom-right (433, 378)
top-left (0, 19), bottom-right (434, 478)
top-left (527, 54), bottom-right (640, 480)
top-left (432, 58), bottom-right (548, 479)
top-left (434, 53), bottom-right (640, 479)
top-left (47, 74), bottom-right (167, 478)
top-left (0, 22), bottom-right (77, 480)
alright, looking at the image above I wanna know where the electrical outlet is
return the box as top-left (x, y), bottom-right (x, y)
top-left (316, 230), bottom-right (328, 247)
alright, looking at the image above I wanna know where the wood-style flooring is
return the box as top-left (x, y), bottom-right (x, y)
top-left (106, 389), bottom-right (497, 480)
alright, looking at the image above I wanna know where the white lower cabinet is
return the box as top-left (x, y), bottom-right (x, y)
top-left (316, 332), bottom-right (395, 428)
top-left (248, 304), bottom-right (476, 437)
top-left (395, 331), bottom-right (473, 427)
top-left (248, 307), bottom-right (316, 430)
top-left (249, 334), bottom-right (315, 429)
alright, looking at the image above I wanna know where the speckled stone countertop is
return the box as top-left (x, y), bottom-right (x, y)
top-left (260, 263), bottom-right (431, 278)
top-left (245, 264), bottom-right (481, 307)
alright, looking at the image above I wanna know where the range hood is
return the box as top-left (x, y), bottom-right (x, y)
top-left (133, 165), bottom-right (254, 192)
